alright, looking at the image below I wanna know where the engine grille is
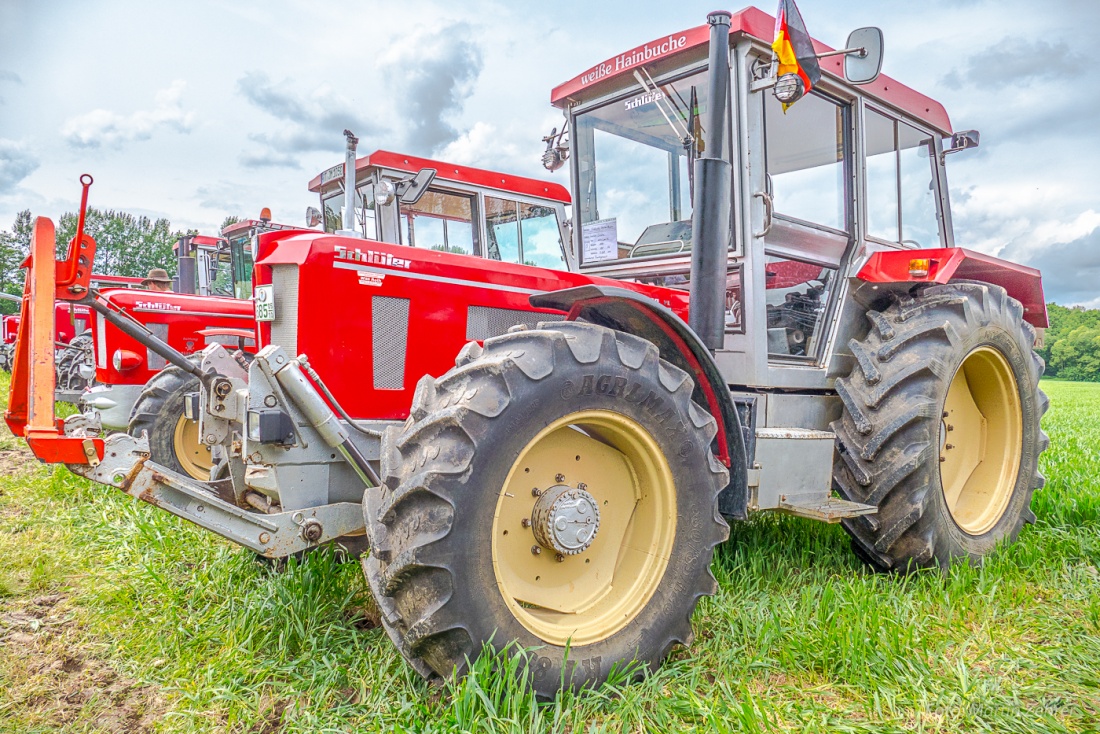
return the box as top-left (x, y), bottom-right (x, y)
top-left (372, 296), bottom-right (410, 389)
top-left (270, 265), bottom-right (299, 356)
top-left (466, 306), bottom-right (563, 341)
top-left (146, 323), bottom-right (169, 370)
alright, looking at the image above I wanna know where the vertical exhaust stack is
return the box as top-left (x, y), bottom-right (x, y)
top-left (688, 11), bottom-right (733, 351)
top-left (176, 235), bottom-right (197, 295)
top-left (342, 129), bottom-right (359, 234)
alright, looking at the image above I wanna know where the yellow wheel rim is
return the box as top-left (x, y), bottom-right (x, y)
top-left (491, 410), bottom-right (677, 646)
top-left (173, 413), bottom-right (214, 480)
top-left (940, 346), bottom-right (1023, 535)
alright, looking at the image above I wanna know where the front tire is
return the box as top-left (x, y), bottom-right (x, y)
top-left (833, 283), bottom-right (1048, 571)
top-left (128, 365), bottom-right (213, 481)
top-left (362, 322), bottom-right (729, 695)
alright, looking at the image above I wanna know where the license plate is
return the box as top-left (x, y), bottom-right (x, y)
top-left (254, 285), bottom-right (275, 322)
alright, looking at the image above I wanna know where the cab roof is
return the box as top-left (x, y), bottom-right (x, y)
top-left (551, 6), bottom-right (951, 135)
top-left (307, 150), bottom-right (571, 204)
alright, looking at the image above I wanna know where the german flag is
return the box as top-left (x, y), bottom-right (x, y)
top-left (772, 0), bottom-right (821, 110)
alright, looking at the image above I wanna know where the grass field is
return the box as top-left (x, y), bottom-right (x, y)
top-left (1, 376), bottom-right (1098, 733)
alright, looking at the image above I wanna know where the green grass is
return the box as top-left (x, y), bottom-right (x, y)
top-left (1, 377), bottom-right (1098, 732)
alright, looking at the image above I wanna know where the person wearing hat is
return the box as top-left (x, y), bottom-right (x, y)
top-left (141, 268), bottom-right (173, 292)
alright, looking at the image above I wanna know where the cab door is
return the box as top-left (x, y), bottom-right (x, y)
top-left (742, 75), bottom-right (855, 389)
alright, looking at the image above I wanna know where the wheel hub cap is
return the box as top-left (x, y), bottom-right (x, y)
top-left (531, 484), bottom-right (600, 555)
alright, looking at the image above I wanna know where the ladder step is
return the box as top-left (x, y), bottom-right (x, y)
top-left (778, 495), bottom-right (877, 522)
top-left (756, 427), bottom-right (835, 440)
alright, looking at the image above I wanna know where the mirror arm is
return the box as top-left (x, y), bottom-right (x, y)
top-left (816, 46), bottom-right (866, 60)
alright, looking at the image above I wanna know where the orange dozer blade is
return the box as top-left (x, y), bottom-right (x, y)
top-left (4, 216), bottom-right (104, 465)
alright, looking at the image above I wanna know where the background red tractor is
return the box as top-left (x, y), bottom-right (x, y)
top-left (6, 7), bottom-right (1047, 699)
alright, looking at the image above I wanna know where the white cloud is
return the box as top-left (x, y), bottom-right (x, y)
top-left (0, 138), bottom-right (39, 193)
top-left (60, 80), bottom-right (195, 149)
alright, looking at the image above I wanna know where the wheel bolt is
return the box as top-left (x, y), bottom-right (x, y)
top-left (532, 487), bottom-right (541, 497)
top-left (942, 411), bottom-right (949, 418)
top-left (946, 424), bottom-right (954, 431)
top-left (577, 482), bottom-right (587, 491)
top-left (555, 473), bottom-right (565, 483)
top-left (521, 518), bottom-right (531, 528)
top-left (531, 545), bottom-right (541, 555)
top-left (945, 444), bottom-right (955, 450)
top-left (555, 553), bottom-right (565, 563)
top-left (939, 455), bottom-right (947, 463)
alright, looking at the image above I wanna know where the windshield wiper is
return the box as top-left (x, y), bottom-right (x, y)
top-left (632, 69), bottom-right (691, 145)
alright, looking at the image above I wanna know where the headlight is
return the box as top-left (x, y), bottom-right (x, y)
top-left (111, 349), bottom-right (143, 372)
top-left (247, 408), bottom-right (295, 444)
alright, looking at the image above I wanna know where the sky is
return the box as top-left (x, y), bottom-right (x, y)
top-left (1, 0), bottom-right (1097, 306)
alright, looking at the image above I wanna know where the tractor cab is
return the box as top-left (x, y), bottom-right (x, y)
top-left (174, 216), bottom-right (296, 301)
top-left (549, 7), bottom-right (1003, 391)
top-left (308, 150), bottom-right (573, 271)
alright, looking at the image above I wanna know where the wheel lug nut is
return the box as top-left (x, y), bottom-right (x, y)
top-left (945, 444), bottom-right (954, 450)
top-left (577, 482), bottom-right (587, 491)
top-left (946, 424), bottom-right (954, 431)
top-left (942, 411), bottom-right (949, 418)
top-left (555, 553), bottom-right (565, 563)
top-left (521, 518), bottom-right (531, 528)
top-left (531, 545), bottom-right (541, 555)
top-left (939, 455), bottom-right (947, 463)
top-left (555, 473), bottom-right (565, 483)
top-left (531, 487), bottom-right (541, 497)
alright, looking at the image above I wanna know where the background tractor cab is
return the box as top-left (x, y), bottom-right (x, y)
top-left (176, 216), bottom-right (303, 301)
top-left (308, 148), bottom-right (574, 271)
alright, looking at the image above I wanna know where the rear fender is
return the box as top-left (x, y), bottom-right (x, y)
top-left (858, 247), bottom-right (1048, 328)
top-left (531, 285), bottom-right (748, 520)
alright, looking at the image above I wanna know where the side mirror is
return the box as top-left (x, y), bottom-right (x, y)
top-left (306, 206), bottom-right (323, 228)
top-left (396, 168), bottom-right (437, 206)
top-left (947, 130), bottom-right (980, 153)
top-left (942, 129), bottom-right (980, 160)
top-left (844, 27), bottom-right (884, 85)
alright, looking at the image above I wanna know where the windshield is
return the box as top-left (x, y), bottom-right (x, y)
top-left (208, 247), bottom-right (234, 297)
top-left (322, 185), bottom-right (376, 236)
top-left (229, 234), bottom-right (253, 299)
top-left (574, 66), bottom-right (710, 264)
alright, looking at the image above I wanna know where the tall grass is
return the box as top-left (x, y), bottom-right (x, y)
top-left (0, 377), bottom-right (1097, 732)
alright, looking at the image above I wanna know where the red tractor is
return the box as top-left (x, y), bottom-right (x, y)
top-left (7, 8), bottom-right (1047, 698)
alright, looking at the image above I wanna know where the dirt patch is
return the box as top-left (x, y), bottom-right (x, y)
top-left (0, 440), bottom-right (35, 478)
top-left (0, 593), bottom-right (166, 732)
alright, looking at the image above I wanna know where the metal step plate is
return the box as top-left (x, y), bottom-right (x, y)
top-left (777, 495), bottom-right (878, 523)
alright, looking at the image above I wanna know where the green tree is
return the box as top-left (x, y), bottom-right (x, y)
top-left (55, 207), bottom-right (182, 280)
top-left (220, 215), bottom-right (241, 233)
top-left (0, 210), bottom-right (33, 314)
top-left (1050, 325), bottom-right (1100, 382)
top-left (1040, 302), bottom-right (1100, 377)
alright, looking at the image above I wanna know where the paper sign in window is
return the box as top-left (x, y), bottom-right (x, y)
top-left (581, 218), bottom-right (618, 263)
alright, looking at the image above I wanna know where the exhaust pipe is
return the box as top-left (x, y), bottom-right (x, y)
top-left (342, 129), bottom-right (359, 233)
top-left (688, 11), bottom-right (733, 351)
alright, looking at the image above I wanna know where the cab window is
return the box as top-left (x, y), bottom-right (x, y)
top-left (484, 196), bottom-right (566, 268)
top-left (399, 189), bottom-right (476, 255)
top-left (322, 185), bottom-right (377, 237)
top-left (764, 255), bottom-right (836, 357)
top-left (864, 108), bottom-right (941, 247)
top-left (763, 91), bottom-right (847, 231)
top-left (574, 66), bottom-right (710, 263)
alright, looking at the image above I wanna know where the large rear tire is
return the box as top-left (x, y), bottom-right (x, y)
top-left (833, 282), bottom-right (1048, 571)
top-left (128, 365), bottom-right (213, 481)
top-left (362, 322), bottom-right (729, 695)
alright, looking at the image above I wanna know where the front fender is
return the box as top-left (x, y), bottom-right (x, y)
top-left (531, 285), bottom-right (748, 520)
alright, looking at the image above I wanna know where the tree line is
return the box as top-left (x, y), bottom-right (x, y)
top-left (1040, 303), bottom-right (1100, 382)
top-left (0, 208), bottom-right (192, 315)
